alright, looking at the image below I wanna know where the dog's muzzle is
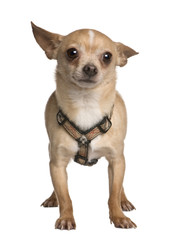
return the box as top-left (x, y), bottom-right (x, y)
top-left (82, 64), bottom-right (98, 77)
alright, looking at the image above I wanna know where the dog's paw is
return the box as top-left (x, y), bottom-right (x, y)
top-left (121, 200), bottom-right (136, 211)
top-left (111, 216), bottom-right (137, 229)
top-left (55, 217), bottom-right (76, 230)
top-left (41, 195), bottom-right (58, 207)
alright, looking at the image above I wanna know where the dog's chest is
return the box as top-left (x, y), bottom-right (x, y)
top-left (68, 90), bottom-right (103, 131)
top-left (75, 109), bottom-right (105, 162)
top-left (67, 90), bottom-right (110, 162)
top-left (87, 136), bottom-right (103, 161)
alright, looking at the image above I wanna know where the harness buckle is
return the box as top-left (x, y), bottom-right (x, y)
top-left (98, 117), bottom-right (112, 133)
top-left (57, 111), bottom-right (66, 125)
top-left (78, 135), bottom-right (88, 146)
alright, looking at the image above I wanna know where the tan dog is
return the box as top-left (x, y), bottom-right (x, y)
top-left (31, 22), bottom-right (138, 230)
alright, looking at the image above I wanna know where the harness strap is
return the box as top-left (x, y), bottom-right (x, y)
top-left (57, 109), bottom-right (112, 166)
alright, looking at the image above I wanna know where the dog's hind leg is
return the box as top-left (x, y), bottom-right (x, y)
top-left (41, 191), bottom-right (58, 207)
top-left (121, 187), bottom-right (136, 211)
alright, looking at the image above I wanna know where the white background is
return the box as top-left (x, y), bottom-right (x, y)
top-left (0, 0), bottom-right (182, 239)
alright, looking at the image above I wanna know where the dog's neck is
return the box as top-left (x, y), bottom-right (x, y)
top-left (55, 71), bottom-right (116, 131)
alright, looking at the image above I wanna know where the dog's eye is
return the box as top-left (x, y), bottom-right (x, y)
top-left (67, 48), bottom-right (79, 60)
top-left (103, 52), bottom-right (112, 64)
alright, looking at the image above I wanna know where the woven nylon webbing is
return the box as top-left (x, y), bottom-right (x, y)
top-left (57, 109), bottom-right (112, 166)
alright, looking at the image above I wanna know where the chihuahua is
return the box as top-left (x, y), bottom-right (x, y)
top-left (31, 22), bottom-right (138, 230)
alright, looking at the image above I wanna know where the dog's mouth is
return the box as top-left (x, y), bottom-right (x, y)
top-left (72, 76), bottom-right (98, 86)
top-left (78, 79), bottom-right (96, 83)
top-left (71, 67), bottom-right (103, 88)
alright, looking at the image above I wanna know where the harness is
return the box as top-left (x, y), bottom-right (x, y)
top-left (56, 108), bottom-right (113, 166)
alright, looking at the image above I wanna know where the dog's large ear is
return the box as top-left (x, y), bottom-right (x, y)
top-left (115, 42), bottom-right (138, 67)
top-left (31, 22), bottom-right (64, 60)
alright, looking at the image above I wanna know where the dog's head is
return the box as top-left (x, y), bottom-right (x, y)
top-left (31, 22), bottom-right (138, 89)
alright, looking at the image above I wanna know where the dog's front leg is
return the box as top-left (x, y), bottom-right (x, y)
top-left (108, 154), bottom-right (136, 229)
top-left (49, 148), bottom-right (76, 230)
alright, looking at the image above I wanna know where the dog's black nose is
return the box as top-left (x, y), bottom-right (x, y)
top-left (83, 64), bottom-right (98, 77)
